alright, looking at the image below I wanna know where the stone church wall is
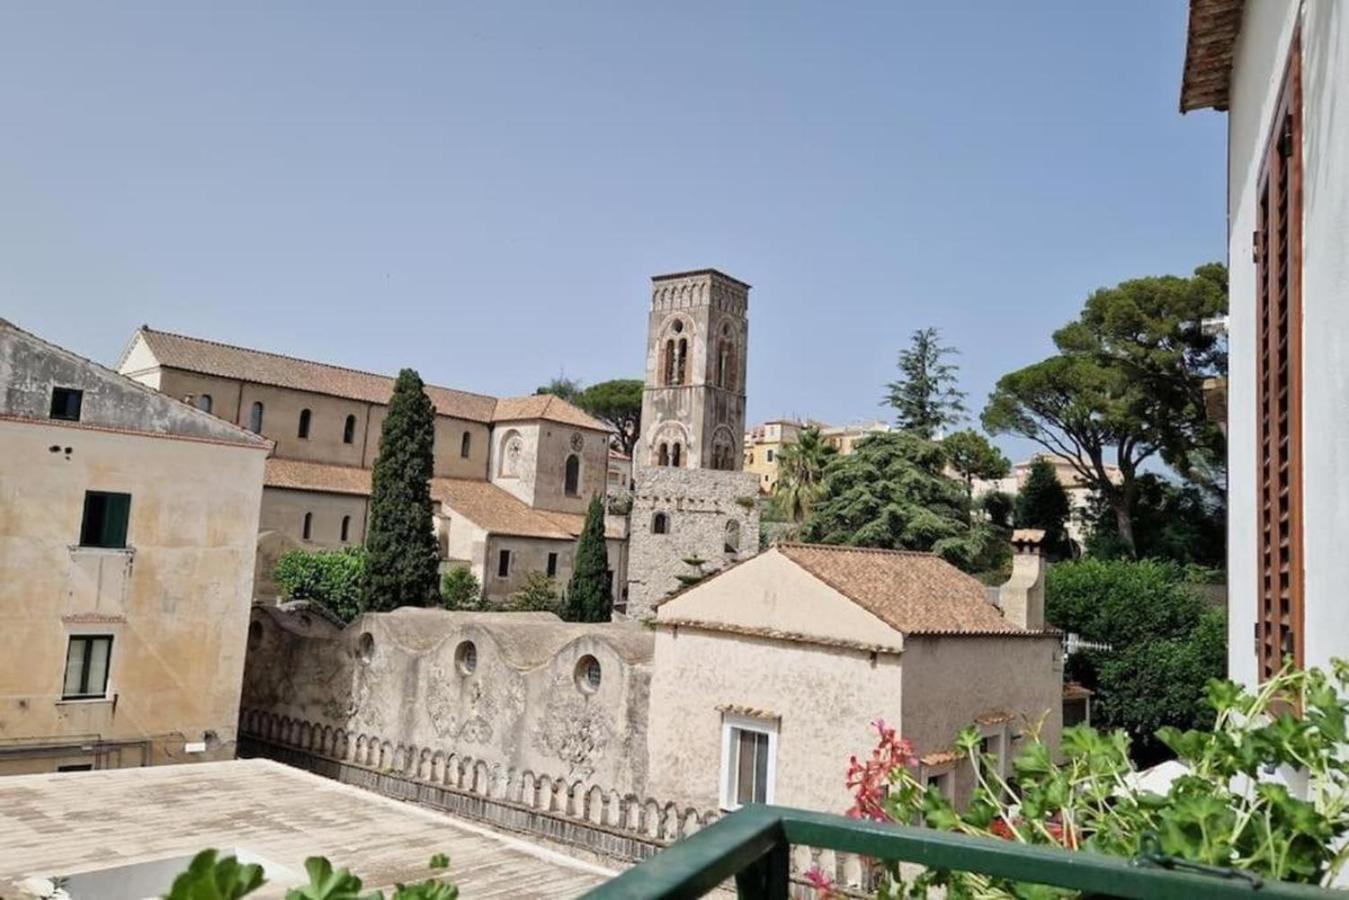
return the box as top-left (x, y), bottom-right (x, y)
top-left (624, 466), bottom-right (760, 618)
top-left (241, 604), bottom-right (655, 796)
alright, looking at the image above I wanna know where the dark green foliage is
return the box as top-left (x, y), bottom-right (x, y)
top-left (801, 432), bottom-right (1006, 574)
top-left (1047, 558), bottom-right (1226, 765)
top-left (772, 425), bottom-right (837, 525)
top-left (273, 547), bottom-right (367, 623)
top-left (574, 378), bottom-right (643, 456)
top-left (164, 850), bottom-right (458, 900)
top-left (1085, 472), bottom-right (1225, 568)
top-left (507, 572), bottom-right (561, 612)
top-left (942, 429), bottom-right (1009, 510)
top-left (362, 369), bottom-right (441, 612)
top-left (439, 566), bottom-right (482, 610)
top-left (979, 490), bottom-right (1015, 528)
top-left (884, 327), bottom-right (967, 439)
top-left (1014, 458), bottom-right (1072, 559)
top-left (562, 495), bottom-right (611, 622)
top-left (533, 375), bottom-right (583, 402)
top-left (983, 264), bottom-right (1228, 556)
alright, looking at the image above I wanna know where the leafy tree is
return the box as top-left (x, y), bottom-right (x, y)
top-left (1046, 558), bottom-right (1226, 765)
top-left (884, 327), bottom-right (967, 439)
top-left (534, 375), bottom-right (583, 402)
top-left (801, 432), bottom-right (1005, 573)
top-left (506, 572), bottom-right (561, 613)
top-left (273, 547), bottom-right (367, 623)
top-left (1014, 458), bottom-right (1072, 559)
top-left (979, 490), bottom-right (1015, 529)
top-left (440, 565), bottom-right (483, 611)
top-left (942, 429), bottom-right (1010, 517)
top-left (1055, 262), bottom-right (1228, 489)
top-left (562, 495), bottom-right (612, 622)
top-left (1085, 472), bottom-right (1225, 568)
top-left (772, 425), bottom-right (837, 525)
top-left (574, 378), bottom-right (643, 456)
top-left (362, 369), bottom-right (440, 612)
top-left (983, 265), bottom-right (1228, 556)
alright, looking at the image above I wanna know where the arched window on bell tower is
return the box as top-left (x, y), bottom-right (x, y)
top-left (671, 443), bottom-right (682, 467)
top-left (675, 338), bottom-right (688, 385)
top-left (663, 340), bottom-right (676, 386)
top-left (657, 443), bottom-right (670, 467)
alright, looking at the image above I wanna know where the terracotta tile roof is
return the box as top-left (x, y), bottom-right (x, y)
top-left (654, 617), bottom-right (903, 655)
top-left (265, 458), bottom-right (371, 496)
top-left (491, 393), bottom-right (610, 432)
top-left (130, 327), bottom-right (500, 422)
top-left (1179, 0), bottom-right (1244, 112)
top-left (920, 749), bottom-right (962, 768)
top-left (776, 543), bottom-right (1040, 636)
top-left (1063, 682), bottom-right (1094, 699)
top-left (263, 459), bottom-right (622, 540)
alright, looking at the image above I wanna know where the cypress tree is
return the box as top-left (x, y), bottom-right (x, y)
top-left (1015, 457), bottom-right (1073, 559)
top-left (563, 495), bottom-right (612, 622)
top-left (362, 368), bottom-right (440, 611)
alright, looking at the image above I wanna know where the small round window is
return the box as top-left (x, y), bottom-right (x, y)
top-left (357, 632), bottom-right (375, 664)
top-left (575, 655), bottom-right (602, 693)
top-left (671, 319), bottom-right (684, 334)
top-left (455, 640), bottom-right (477, 676)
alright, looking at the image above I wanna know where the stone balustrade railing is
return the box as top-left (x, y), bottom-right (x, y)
top-left (238, 707), bottom-right (876, 895)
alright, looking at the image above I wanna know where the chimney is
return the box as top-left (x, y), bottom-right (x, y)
top-left (999, 529), bottom-right (1045, 630)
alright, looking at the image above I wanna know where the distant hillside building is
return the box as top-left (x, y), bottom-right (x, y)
top-left (744, 419), bottom-right (891, 495)
top-left (971, 454), bottom-right (1123, 553)
top-left (0, 318), bottom-right (270, 773)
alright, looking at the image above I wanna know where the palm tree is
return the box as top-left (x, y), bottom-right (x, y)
top-left (773, 426), bottom-right (838, 526)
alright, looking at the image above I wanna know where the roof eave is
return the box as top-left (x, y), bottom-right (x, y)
top-left (1179, 0), bottom-right (1244, 113)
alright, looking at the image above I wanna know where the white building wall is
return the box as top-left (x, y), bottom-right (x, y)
top-left (1226, 0), bottom-right (1349, 686)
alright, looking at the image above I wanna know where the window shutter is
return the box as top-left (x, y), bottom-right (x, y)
top-left (105, 494), bottom-right (131, 548)
top-left (1255, 34), bottom-right (1303, 682)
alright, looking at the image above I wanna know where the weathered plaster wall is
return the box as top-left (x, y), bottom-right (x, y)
top-left (241, 607), bottom-right (654, 794)
top-left (900, 634), bottom-right (1063, 805)
top-left (0, 420), bottom-right (265, 773)
top-left (645, 625), bottom-right (902, 814)
top-left (625, 466), bottom-right (759, 618)
top-left (482, 534), bottom-right (628, 603)
top-left (260, 487), bottom-right (368, 549)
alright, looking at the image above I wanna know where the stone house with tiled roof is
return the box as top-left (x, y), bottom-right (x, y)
top-left (646, 540), bottom-right (1063, 813)
top-left (116, 325), bottom-right (625, 602)
top-left (0, 318), bottom-right (271, 774)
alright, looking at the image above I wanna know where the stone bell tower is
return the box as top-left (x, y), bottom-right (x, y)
top-left (636, 269), bottom-right (750, 470)
top-left (624, 269), bottom-right (760, 619)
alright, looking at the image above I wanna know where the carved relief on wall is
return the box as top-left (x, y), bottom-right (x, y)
top-left (533, 690), bottom-right (614, 780)
top-left (425, 663), bottom-right (498, 745)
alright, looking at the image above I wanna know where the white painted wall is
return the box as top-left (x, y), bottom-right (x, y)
top-left (1226, 0), bottom-right (1349, 686)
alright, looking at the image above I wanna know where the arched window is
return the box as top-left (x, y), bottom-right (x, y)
top-left (460, 430), bottom-right (472, 459)
top-left (671, 443), bottom-right (682, 467)
top-left (724, 519), bottom-right (741, 554)
top-left (249, 401), bottom-right (264, 433)
top-left (298, 408), bottom-right (312, 439)
top-left (676, 338), bottom-right (688, 384)
top-left (302, 512), bottom-right (313, 540)
top-left (343, 414), bottom-right (356, 445)
top-left (564, 454), bottom-right (581, 497)
top-left (340, 515), bottom-right (351, 542)
top-left (652, 512), bottom-right (669, 535)
top-left (663, 340), bottom-right (676, 386)
top-left (657, 443), bottom-right (670, 467)
top-left (196, 394), bottom-right (213, 414)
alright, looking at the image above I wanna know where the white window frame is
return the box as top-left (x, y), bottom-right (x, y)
top-left (58, 625), bottom-right (119, 704)
top-left (719, 713), bottom-right (778, 811)
top-left (977, 723), bottom-right (1008, 779)
top-left (923, 768), bottom-right (954, 802)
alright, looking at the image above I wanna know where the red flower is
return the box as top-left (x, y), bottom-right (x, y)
top-left (803, 865), bottom-right (835, 897)
top-left (845, 719), bottom-right (916, 821)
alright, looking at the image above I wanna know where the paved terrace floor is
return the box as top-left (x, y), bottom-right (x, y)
top-left (0, 758), bottom-right (612, 898)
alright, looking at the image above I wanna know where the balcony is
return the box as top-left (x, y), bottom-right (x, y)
top-left (583, 804), bottom-right (1337, 899)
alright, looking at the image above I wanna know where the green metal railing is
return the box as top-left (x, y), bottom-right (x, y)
top-left (583, 805), bottom-right (1339, 899)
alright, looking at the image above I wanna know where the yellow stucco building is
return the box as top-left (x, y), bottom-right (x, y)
top-left (0, 319), bottom-right (271, 774)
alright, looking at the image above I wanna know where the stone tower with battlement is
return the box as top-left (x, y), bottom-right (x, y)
top-left (624, 269), bottom-right (760, 619)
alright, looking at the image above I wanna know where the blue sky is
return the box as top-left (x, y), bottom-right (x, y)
top-left (0, 2), bottom-right (1225, 459)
